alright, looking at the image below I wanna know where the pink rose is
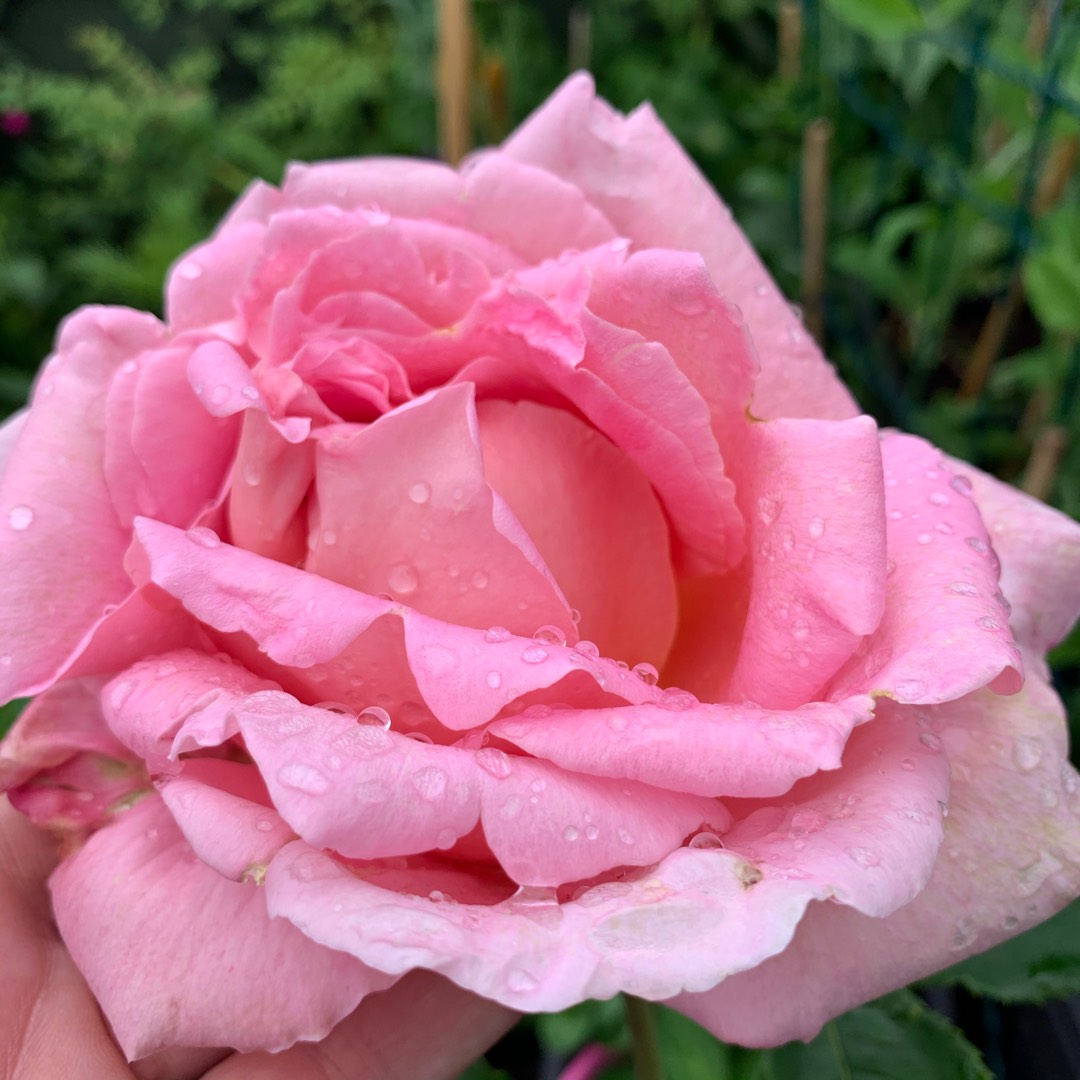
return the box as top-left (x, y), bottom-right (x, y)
top-left (2, 74), bottom-right (1080, 1060)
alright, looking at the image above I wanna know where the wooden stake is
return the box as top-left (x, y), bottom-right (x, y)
top-left (1021, 423), bottom-right (1068, 501)
top-left (958, 270), bottom-right (1023, 400)
top-left (569, 4), bottom-right (592, 73)
top-left (801, 118), bottom-right (832, 345)
top-left (437, 0), bottom-right (473, 165)
top-left (778, 0), bottom-right (803, 82)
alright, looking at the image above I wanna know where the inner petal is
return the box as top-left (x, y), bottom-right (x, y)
top-left (476, 398), bottom-right (678, 668)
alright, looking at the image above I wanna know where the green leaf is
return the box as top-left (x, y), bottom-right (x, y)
top-left (455, 1059), bottom-right (511, 1080)
top-left (824, 0), bottom-right (923, 40)
top-left (761, 991), bottom-right (990, 1080)
top-left (535, 997), bottom-right (629, 1055)
top-left (0, 698), bottom-right (28, 739)
top-left (924, 898), bottom-right (1080, 1003)
top-left (1024, 245), bottom-right (1080, 334)
top-left (653, 1006), bottom-right (756, 1080)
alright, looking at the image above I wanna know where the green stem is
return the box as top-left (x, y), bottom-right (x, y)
top-left (624, 995), bottom-right (663, 1080)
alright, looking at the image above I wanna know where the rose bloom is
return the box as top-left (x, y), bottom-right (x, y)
top-left (2, 74), bottom-right (1079, 1062)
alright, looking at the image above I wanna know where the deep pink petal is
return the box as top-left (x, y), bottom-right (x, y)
top-left (0, 308), bottom-right (165, 699)
top-left (502, 74), bottom-right (858, 422)
top-left (671, 660), bottom-right (1080, 1046)
top-left (488, 695), bottom-right (875, 798)
top-left (828, 433), bottom-right (1023, 703)
top-left (50, 796), bottom-right (394, 1059)
top-left (726, 416), bottom-right (887, 708)
top-left (307, 384), bottom-right (576, 638)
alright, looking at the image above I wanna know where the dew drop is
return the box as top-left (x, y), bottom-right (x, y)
top-left (757, 493), bottom-right (781, 525)
top-left (950, 474), bottom-right (974, 497)
top-left (475, 747), bottom-right (513, 779)
top-left (894, 678), bottom-right (927, 700)
top-left (506, 969), bottom-right (539, 993)
top-left (435, 828), bottom-right (457, 849)
top-left (187, 526), bottom-right (220, 548)
top-left (563, 825), bottom-right (580, 842)
top-left (916, 533), bottom-right (933, 545)
top-left (1013, 736), bottom-right (1043, 772)
top-left (688, 831), bottom-right (725, 850)
top-left (484, 626), bottom-right (511, 643)
top-left (178, 260), bottom-right (203, 281)
top-left (533, 625), bottom-right (566, 647)
top-left (617, 827), bottom-right (635, 845)
top-left (314, 700), bottom-right (356, 718)
top-left (357, 706), bottom-right (392, 730)
top-left (1001, 914), bottom-right (1019, 931)
top-left (585, 824), bottom-right (600, 840)
top-left (255, 818), bottom-right (274, 833)
top-left (936, 521), bottom-right (955, 535)
top-left (521, 645), bottom-right (549, 664)
top-left (277, 763), bottom-right (330, 795)
top-left (471, 570), bottom-right (489, 590)
top-left (900, 758), bottom-right (916, 772)
top-left (408, 481), bottom-right (431, 504)
top-left (574, 640), bottom-right (600, 658)
top-left (7, 505), bottom-right (33, 531)
top-left (411, 766), bottom-right (447, 801)
top-left (405, 731), bottom-right (434, 744)
top-left (632, 662), bottom-right (659, 685)
top-left (977, 615), bottom-right (1002, 631)
top-left (919, 731), bottom-right (943, 752)
top-left (388, 562), bottom-right (419, 595)
top-left (485, 670), bottom-right (502, 689)
top-left (965, 536), bottom-right (989, 555)
top-left (928, 492), bottom-right (950, 507)
top-left (848, 846), bottom-right (881, 868)
top-left (322, 529), bottom-right (338, 547)
top-left (791, 618), bottom-right (810, 641)
top-left (808, 516), bottom-right (825, 539)
top-left (948, 581), bottom-right (978, 596)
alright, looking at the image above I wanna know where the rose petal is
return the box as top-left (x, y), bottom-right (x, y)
top-left (308, 384), bottom-right (576, 638)
top-left (670, 658), bottom-right (1080, 1046)
top-left (829, 433), bottom-right (1023, 704)
top-left (477, 398), bottom-right (677, 666)
top-left (726, 415), bottom-right (887, 708)
top-left (50, 796), bottom-right (394, 1059)
top-left (488, 695), bottom-right (875, 799)
top-left (502, 73), bottom-right (858, 422)
top-left (0, 308), bottom-right (165, 699)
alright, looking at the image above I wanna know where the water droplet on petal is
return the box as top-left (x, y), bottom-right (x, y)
top-left (928, 492), bottom-right (950, 507)
top-left (485, 670), bottom-right (502, 689)
top-left (471, 570), bottom-right (489, 589)
top-left (178, 260), bottom-right (203, 281)
top-left (408, 481), bottom-right (431, 504)
top-left (8, 505), bottom-right (33, 530)
top-left (919, 731), bottom-right (943, 752)
top-left (916, 533), bottom-right (933, 545)
top-left (475, 747), bottom-right (513, 778)
top-left (617, 827), bottom-right (635, 845)
top-left (1013, 736), bottom-right (1043, 771)
top-left (574, 640), bottom-right (600, 658)
top-left (411, 766), bottom-right (447, 801)
top-left (757, 493), bottom-right (782, 525)
top-left (388, 562), bottom-right (419, 595)
top-left (521, 645), bottom-right (548, 664)
top-left (187, 526), bottom-right (221, 548)
top-left (563, 825), bottom-right (579, 841)
top-left (950, 475), bottom-right (974, 497)
top-left (966, 536), bottom-right (989, 554)
top-left (977, 615), bottom-right (1002, 631)
top-left (900, 758), bottom-right (916, 771)
top-left (948, 581), bottom-right (978, 596)
top-left (808, 516), bottom-right (825, 539)
top-left (533, 625), bottom-right (566, 647)
top-left (848, 846), bottom-right (881, 868)
top-left (484, 626), bottom-right (511, 643)
top-left (688, 831), bottom-right (725, 850)
top-left (506, 969), bottom-right (539, 993)
top-left (357, 706), bottom-right (392, 730)
top-left (632, 662), bottom-right (659, 685)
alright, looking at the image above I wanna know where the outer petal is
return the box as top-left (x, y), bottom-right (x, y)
top-left (50, 795), bottom-right (394, 1060)
top-left (828, 433), bottom-right (1023, 704)
top-left (0, 308), bottom-right (165, 699)
top-left (726, 416), bottom-right (887, 708)
top-left (670, 660), bottom-right (1080, 1046)
top-left (502, 74), bottom-right (858, 422)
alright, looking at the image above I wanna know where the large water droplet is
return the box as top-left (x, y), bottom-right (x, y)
top-left (315, 701), bottom-right (356, 718)
top-left (388, 562), bottom-right (419, 595)
top-left (484, 626), bottom-right (512, 643)
top-left (8, 505), bottom-right (33, 531)
top-left (574, 640), bottom-right (600, 658)
top-left (475, 747), bottom-right (513, 778)
top-left (188, 526), bottom-right (221, 548)
top-left (632, 662), bottom-right (659, 685)
top-left (533, 625), bottom-right (566, 647)
top-left (521, 645), bottom-right (549, 664)
top-left (688, 831), bottom-right (724, 850)
top-left (357, 706), bottom-right (392, 730)
top-left (950, 474), bottom-right (974, 497)
top-left (277, 763), bottom-right (330, 795)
